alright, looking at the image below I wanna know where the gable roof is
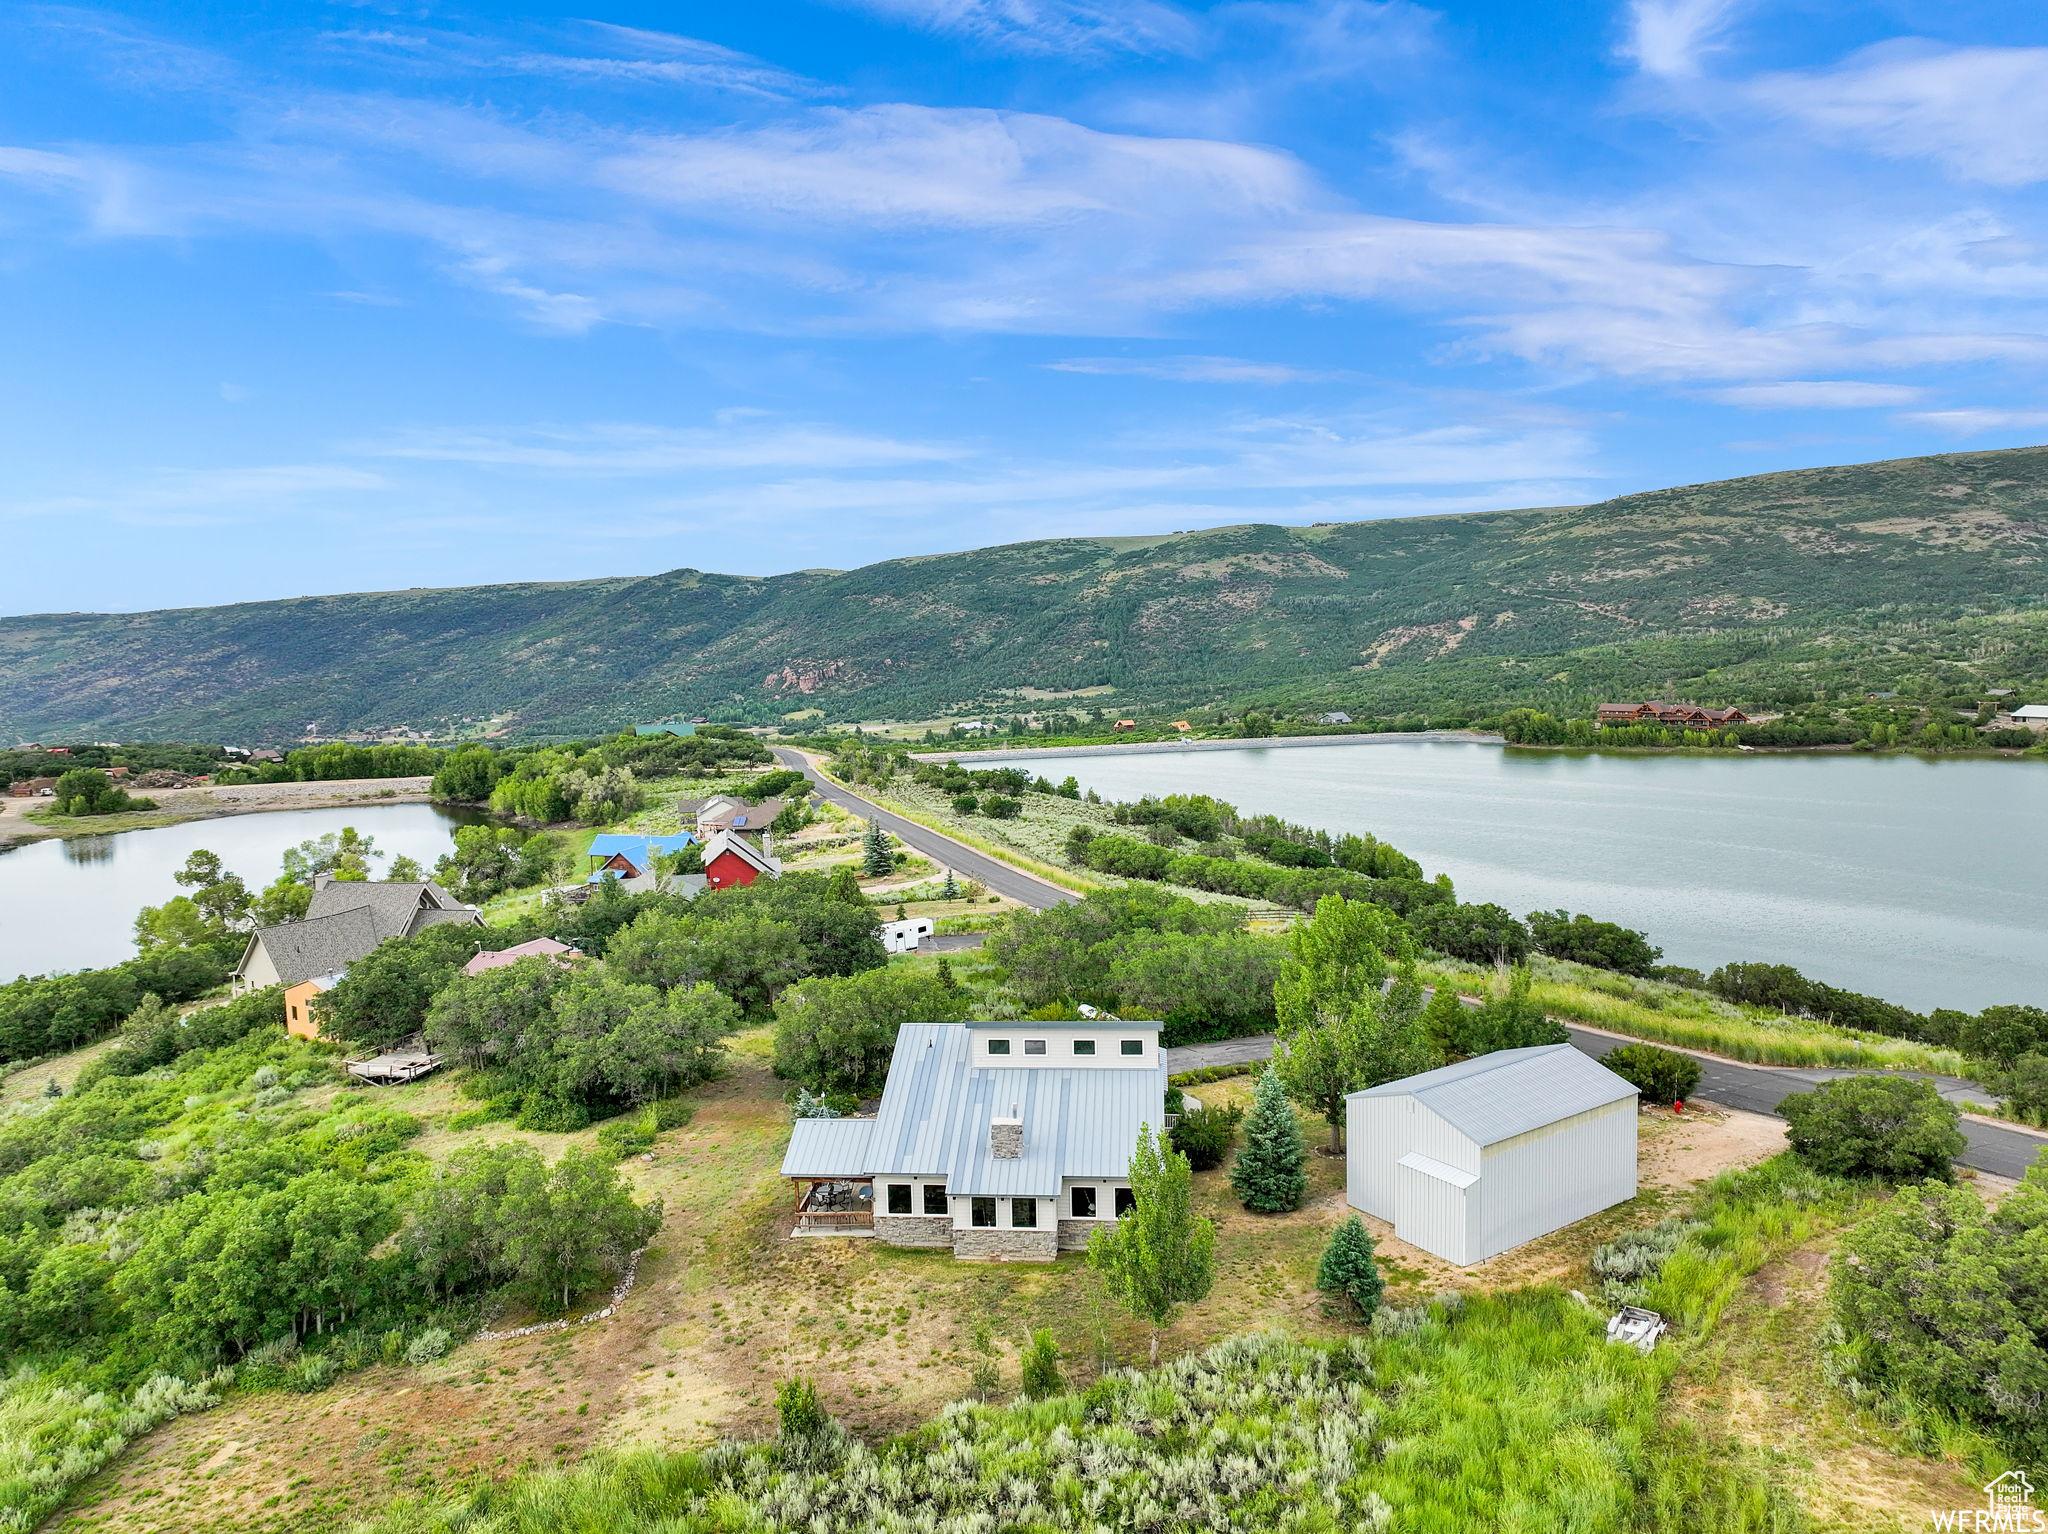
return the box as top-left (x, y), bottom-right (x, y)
top-left (244, 907), bottom-right (383, 987)
top-left (781, 1023), bottom-right (1167, 1197)
top-left (463, 937), bottom-right (577, 976)
top-left (702, 830), bottom-right (779, 876)
top-left (697, 799), bottom-right (785, 831)
top-left (1351, 1043), bottom-right (1637, 1147)
top-left (305, 880), bottom-right (470, 944)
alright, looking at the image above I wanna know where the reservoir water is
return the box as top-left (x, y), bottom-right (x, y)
top-left (0, 803), bottom-right (483, 982)
top-left (1006, 741), bottom-right (2048, 1015)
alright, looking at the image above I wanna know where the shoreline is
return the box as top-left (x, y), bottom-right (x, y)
top-left (913, 731), bottom-right (2046, 766)
top-left (0, 777), bottom-right (438, 852)
top-left (909, 729), bottom-right (1503, 763)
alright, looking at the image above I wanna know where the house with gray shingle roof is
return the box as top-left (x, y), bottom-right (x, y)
top-left (233, 876), bottom-right (480, 992)
top-left (1346, 1044), bottom-right (1638, 1266)
top-left (780, 1020), bottom-right (1167, 1261)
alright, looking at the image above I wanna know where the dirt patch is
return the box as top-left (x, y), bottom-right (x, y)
top-left (1639, 1102), bottom-right (1787, 1190)
top-left (1675, 1227), bottom-right (1986, 1532)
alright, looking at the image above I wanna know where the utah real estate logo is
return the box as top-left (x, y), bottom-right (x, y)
top-left (1932, 1471), bottom-right (2042, 1531)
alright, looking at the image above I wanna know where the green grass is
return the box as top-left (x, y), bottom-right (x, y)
top-left (350, 1291), bottom-right (1801, 1534)
top-left (1423, 961), bottom-right (1967, 1074)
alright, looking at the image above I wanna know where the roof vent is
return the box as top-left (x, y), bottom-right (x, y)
top-left (990, 1115), bottom-right (1023, 1158)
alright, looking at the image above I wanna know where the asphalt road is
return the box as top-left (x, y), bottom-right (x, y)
top-left (780, 750), bottom-right (2046, 1181)
top-left (772, 748), bottom-right (1076, 911)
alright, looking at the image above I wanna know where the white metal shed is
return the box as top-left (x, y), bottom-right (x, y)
top-left (1345, 1044), bottom-right (1638, 1265)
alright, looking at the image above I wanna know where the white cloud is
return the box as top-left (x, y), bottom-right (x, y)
top-left (366, 421), bottom-right (965, 473)
top-left (1894, 408), bottom-right (2048, 435)
top-left (842, 0), bottom-right (1200, 57)
top-left (1045, 355), bottom-right (1354, 383)
top-left (1754, 42), bottom-right (2048, 187)
top-left (1621, 0), bottom-right (1745, 79)
top-left (7, 465), bottom-right (387, 527)
top-left (1707, 380), bottom-right (1926, 408)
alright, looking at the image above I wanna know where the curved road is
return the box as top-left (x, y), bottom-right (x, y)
top-left (773, 748), bottom-right (1075, 910)
top-left (780, 749), bottom-right (2045, 1180)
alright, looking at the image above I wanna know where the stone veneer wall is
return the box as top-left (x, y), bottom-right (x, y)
top-left (872, 1213), bottom-right (953, 1249)
top-left (952, 1227), bottom-right (1058, 1263)
top-left (1056, 1218), bottom-right (1113, 1252)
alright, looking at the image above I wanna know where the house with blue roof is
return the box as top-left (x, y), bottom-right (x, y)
top-left (585, 832), bottom-right (704, 895)
top-left (780, 1020), bottom-right (1167, 1261)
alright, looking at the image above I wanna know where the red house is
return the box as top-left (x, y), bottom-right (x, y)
top-left (702, 830), bottom-right (781, 889)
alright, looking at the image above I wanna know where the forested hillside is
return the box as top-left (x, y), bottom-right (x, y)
top-left (5, 445), bottom-right (2048, 740)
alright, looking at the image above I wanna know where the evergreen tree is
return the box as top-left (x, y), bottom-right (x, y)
top-left (860, 820), bottom-right (895, 878)
top-left (828, 864), bottom-right (867, 906)
top-left (1418, 983), bottom-right (1469, 1057)
top-left (1088, 1124), bottom-right (1215, 1363)
top-left (1316, 1215), bottom-right (1384, 1319)
top-left (1229, 1070), bottom-right (1310, 1213)
top-left (941, 868), bottom-right (962, 901)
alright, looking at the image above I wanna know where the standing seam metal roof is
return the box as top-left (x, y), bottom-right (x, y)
top-left (1350, 1044), bottom-right (1637, 1147)
top-left (779, 1024), bottom-right (1166, 1196)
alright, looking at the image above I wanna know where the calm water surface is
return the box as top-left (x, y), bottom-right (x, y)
top-left (1017, 742), bottom-right (2048, 1014)
top-left (0, 803), bottom-right (483, 981)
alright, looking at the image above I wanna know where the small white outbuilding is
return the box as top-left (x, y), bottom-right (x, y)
top-left (1345, 1044), bottom-right (1638, 1266)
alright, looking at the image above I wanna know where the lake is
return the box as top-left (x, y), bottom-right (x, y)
top-left (1005, 741), bottom-right (2048, 1014)
top-left (0, 803), bottom-right (485, 982)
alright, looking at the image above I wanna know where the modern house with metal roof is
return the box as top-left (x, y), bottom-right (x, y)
top-left (1345, 1044), bottom-right (1638, 1266)
top-left (780, 1020), bottom-right (1168, 1261)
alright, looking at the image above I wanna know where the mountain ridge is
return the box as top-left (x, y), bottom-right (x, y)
top-left (5, 444), bottom-right (2047, 740)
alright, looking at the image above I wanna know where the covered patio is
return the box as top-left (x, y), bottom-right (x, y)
top-left (789, 1177), bottom-right (875, 1236)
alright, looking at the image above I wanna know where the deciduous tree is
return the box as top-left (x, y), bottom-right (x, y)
top-left (1088, 1125), bottom-right (1214, 1363)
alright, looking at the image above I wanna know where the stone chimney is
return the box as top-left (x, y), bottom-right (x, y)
top-left (990, 1114), bottom-right (1023, 1158)
top-left (312, 872), bottom-right (334, 891)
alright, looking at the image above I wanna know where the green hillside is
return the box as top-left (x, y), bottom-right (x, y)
top-left (6, 445), bottom-right (2048, 740)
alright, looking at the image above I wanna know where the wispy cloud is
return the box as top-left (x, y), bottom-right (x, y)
top-left (1894, 408), bottom-right (2048, 435)
top-left (1754, 43), bottom-right (2048, 187)
top-left (365, 420), bottom-right (966, 473)
top-left (325, 20), bottom-right (820, 99)
top-left (1620, 0), bottom-right (1746, 79)
top-left (1045, 355), bottom-right (1355, 383)
top-left (1707, 380), bottom-right (1926, 408)
top-left (842, 0), bottom-right (1200, 58)
top-left (5, 464), bottom-right (387, 527)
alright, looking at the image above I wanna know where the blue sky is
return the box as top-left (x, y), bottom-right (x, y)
top-left (3, 0), bottom-right (2047, 613)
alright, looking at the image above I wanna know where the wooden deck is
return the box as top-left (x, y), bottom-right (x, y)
top-left (344, 1047), bottom-right (443, 1086)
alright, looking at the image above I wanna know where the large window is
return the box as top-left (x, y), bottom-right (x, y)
top-left (885, 1183), bottom-right (912, 1215)
top-left (1072, 1039), bottom-right (1096, 1056)
top-left (986, 1039), bottom-right (1011, 1056)
top-left (1023, 1039), bottom-right (1047, 1056)
top-left (970, 1197), bottom-right (997, 1228)
top-left (1120, 1039), bottom-right (1143, 1056)
top-left (1011, 1198), bottom-right (1038, 1228)
top-left (923, 1184), bottom-right (948, 1215)
top-left (1114, 1187), bottom-right (1136, 1217)
top-left (1071, 1186), bottom-right (1097, 1218)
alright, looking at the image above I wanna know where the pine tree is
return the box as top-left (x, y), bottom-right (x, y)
top-left (1316, 1215), bottom-right (1384, 1319)
top-left (1229, 1069), bottom-right (1310, 1213)
top-left (940, 868), bottom-right (961, 901)
top-left (860, 820), bottom-right (895, 878)
top-left (1088, 1124), bottom-right (1215, 1363)
top-left (1419, 983), bottom-right (1470, 1058)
